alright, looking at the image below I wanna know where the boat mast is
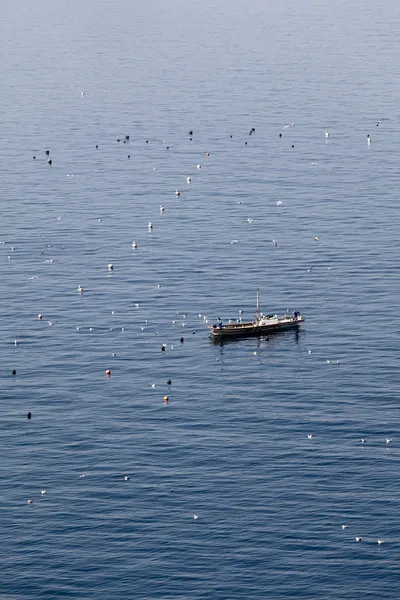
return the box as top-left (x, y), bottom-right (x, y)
top-left (256, 288), bottom-right (260, 318)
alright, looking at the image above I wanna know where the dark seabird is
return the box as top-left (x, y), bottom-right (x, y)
top-left (26, 412), bottom-right (32, 419)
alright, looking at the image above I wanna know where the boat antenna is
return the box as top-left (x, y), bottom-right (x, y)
top-left (256, 288), bottom-right (260, 316)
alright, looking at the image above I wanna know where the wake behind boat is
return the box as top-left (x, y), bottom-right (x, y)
top-left (210, 290), bottom-right (304, 340)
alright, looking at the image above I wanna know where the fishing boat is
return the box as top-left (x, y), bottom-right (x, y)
top-left (210, 290), bottom-right (304, 340)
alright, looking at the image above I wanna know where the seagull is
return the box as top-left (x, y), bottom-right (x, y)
top-left (41, 490), bottom-right (47, 495)
top-left (326, 360), bottom-right (331, 364)
top-left (151, 383), bottom-right (156, 388)
top-left (342, 525), bottom-right (349, 530)
top-left (307, 434), bottom-right (313, 439)
top-left (28, 276), bottom-right (39, 281)
top-left (378, 539), bottom-right (384, 545)
top-left (193, 514), bottom-right (198, 520)
top-left (148, 222), bottom-right (153, 231)
top-left (276, 201), bottom-right (283, 206)
top-left (314, 236), bottom-right (319, 241)
top-left (306, 266), bottom-right (314, 273)
top-left (27, 499), bottom-right (33, 504)
top-left (124, 475), bottom-right (130, 481)
top-left (386, 438), bottom-right (392, 444)
top-left (79, 475), bottom-right (86, 479)
top-left (308, 349), bottom-right (312, 355)
top-left (355, 537), bottom-right (362, 542)
top-left (186, 176), bottom-right (191, 183)
top-left (160, 205), bottom-right (165, 213)
top-left (247, 218), bottom-right (253, 223)
top-left (325, 130), bottom-right (329, 138)
top-left (360, 438), bottom-right (367, 444)
top-left (272, 239), bottom-right (278, 247)
top-left (77, 286), bottom-right (83, 293)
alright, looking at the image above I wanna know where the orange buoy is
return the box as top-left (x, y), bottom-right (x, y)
top-left (106, 369), bottom-right (111, 376)
top-left (163, 395), bottom-right (169, 405)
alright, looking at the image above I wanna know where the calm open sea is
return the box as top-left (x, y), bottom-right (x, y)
top-left (1, 1), bottom-right (400, 598)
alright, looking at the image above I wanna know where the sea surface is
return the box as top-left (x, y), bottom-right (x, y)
top-left (1, 1), bottom-right (400, 598)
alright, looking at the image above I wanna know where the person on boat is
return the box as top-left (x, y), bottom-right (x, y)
top-left (217, 320), bottom-right (223, 329)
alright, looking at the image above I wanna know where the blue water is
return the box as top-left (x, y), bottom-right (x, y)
top-left (1, 1), bottom-right (400, 598)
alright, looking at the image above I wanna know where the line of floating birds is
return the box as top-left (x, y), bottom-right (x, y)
top-left (29, 120), bottom-right (380, 170)
top-left (307, 434), bottom-right (394, 445)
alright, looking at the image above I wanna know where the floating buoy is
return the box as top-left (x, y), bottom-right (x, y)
top-left (38, 314), bottom-right (42, 320)
top-left (108, 264), bottom-right (113, 271)
top-left (163, 395), bottom-right (169, 405)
